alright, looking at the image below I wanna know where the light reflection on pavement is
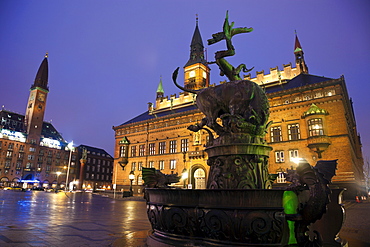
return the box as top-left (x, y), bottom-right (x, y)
top-left (0, 190), bottom-right (150, 246)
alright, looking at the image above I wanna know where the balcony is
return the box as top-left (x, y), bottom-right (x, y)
top-left (307, 135), bottom-right (331, 158)
top-left (188, 150), bottom-right (205, 159)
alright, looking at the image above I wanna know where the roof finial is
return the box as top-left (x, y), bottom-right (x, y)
top-left (45, 52), bottom-right (48, 58)
top-left (196, 14), bottom-right (198, 25)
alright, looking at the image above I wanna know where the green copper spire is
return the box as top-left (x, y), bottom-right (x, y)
top-left (156, 76), bottom-right (164, 99)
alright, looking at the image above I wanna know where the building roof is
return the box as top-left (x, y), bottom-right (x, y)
top-left (0, 109), bottom-right (66, 143)
top-left (32, 55), bottom-right (49, 91)
top-left (117, 73), bottom-right (336, 127)
top-left (264, 73), bottom-right (334, 94)
top-left (77, 144), bottom-right (113, 158)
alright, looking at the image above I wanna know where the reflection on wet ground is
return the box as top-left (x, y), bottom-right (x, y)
top-left (0, 190), bottom-right (150, 246)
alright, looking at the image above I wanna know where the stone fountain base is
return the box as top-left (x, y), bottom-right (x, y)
top-left (145, 188), bottom-right (289, 246)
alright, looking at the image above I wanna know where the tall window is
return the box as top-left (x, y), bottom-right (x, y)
top-left (149, 143), bottom-right (155, 155)
top-left (288, 124), bottom-right (300, 140)
top-left (169, 140), bottom-right (177, 153)
top-left (138, 162), bottom-right (143, 171)
top-left (308, 118), bottom-right (324, 136)
top-left (159, 160), bottom-right (165, 170)
top-left (139, 145), bottom-right (145, 156)
top-left (149, 161), bottom-right (154, 168)
top-left (159, 142), bottom-right (166, 154)
top-left (181, 139), bottom-right (189, 152)
top-left (170, 160), bottom-right (176, 170)
top-left (271, 126), bottom-right (282, 142)
top-left (276, 172), bottom-right (286, 183)
top-left (120, 146), bottom-right (127, 157)
top-left (131, 162), bottom-right (136, 171)
top-left (275, 151), bottom-right (285, 163)
top-left (131, 146), bottom-right (137, 157)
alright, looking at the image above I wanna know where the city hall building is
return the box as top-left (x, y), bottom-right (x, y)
top-left (112, 22), bottom-right (364, 199)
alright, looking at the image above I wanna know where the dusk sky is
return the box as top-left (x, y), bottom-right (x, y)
top-left (1, 1), bottom-right (369, 164)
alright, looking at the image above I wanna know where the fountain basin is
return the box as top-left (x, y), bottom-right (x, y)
top-left (145, 188), bottom-right (289, 246)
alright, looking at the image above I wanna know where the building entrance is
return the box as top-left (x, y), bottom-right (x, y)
top-left (194, 168), bottom-right (206, 189)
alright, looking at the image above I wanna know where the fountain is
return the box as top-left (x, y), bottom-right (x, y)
top-left (144, 12), bottom-right (345, 247)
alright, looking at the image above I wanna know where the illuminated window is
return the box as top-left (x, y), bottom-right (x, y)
top-left (149, 161), bottom-right (154, 168)
top-left (138, 176), bottom-right (143, 185)
top-left (288, 124), bottom-right (300, 140)
top-left (275, 151), bottom-right (285, 163)
top-left (308, 118), bottom-right (324, 136)
top-left (181, 139), bottom-right (189, 152)
top-left (131, 146), bottom-right (137, 157)
top-left (170, 160), bottom-right (176, 170)
top-left (149, 143), bottom-right (155, 155)
top-left (271, 126), bottom-right (282, 142)
top-left (276, 172), bottom-right (286, 183)
top-left (138, 162), bottom-right (143, 171)
top-left (169, 140), bottom-right (177, 153)
top-left (131, 162), bottom-right (136, 171)
top-left (289, 150), bottom-right (299, 161)
top-left (139, 145), bottom-right (145, 156)
top-left (159, 160), bottom-right (165, 170)
top-left (159, 142), bottom-right (166, 154)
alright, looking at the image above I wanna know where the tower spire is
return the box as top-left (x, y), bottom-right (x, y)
top-left (184, 15), bottom-right (207, 67)
top-left (32, 55), bottom-right (49, 91)
top-left (294, 31), bottom-right (308, 74)
top-left (156, 76), bottom-right (164, 99)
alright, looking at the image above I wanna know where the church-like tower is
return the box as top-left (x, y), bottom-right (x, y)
top-left (294, 33), bottom-right (308, 74)
top-left (24, 54), bottom-right (49, 144)
top-left (183, 17), bottom-right (210, 90)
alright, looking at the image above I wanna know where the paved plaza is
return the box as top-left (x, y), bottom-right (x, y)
top-left (0, 190), bottom-right (369, 246)
top-left (0, 190), bottom-right (150, 246)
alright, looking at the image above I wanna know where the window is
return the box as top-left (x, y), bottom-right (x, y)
top-left (170, 160), bottom-right (176, 170)
top-left (169, 140), bottom-right (177, 153)
top-left (28, 155), bottom-right (34, 160)
top-left (275, 151), bottom-right (285, 163)
top-left (271, 126), bottom-right (282, 142)
top-left (8, 143), bottom-right (14, 150)
top-left (139, 145), bottom-right (145, 156)
top-left (131, 146), bottom-right (137, 157)
top-left (288, 124), bottom-right (300, 140)
top-left (159, 160), bottom-right (165, 170)
top-left (6, 151), bottom-right (12, 158)
top-left (138, 176), bottom-right (143, 185)
top-left (149, 143), bottom-right (155, 155)
top-left (289, 150), bottom-right (299, 161)
top-left (276, 172), bottom-right (286, 183)
top-left (159, 142), bottom-right (166, 154)
top-left (149, 161), bottom-right (154, 168)
top-left (308, 118), bottom-right (324, 136)
top-left (30, 147), bottom-right (36, 152)
top-left (138, 162), bottom-right (143, 171)
top-left (120, 146), bottom-right (126, 157)
top-left (5, 160), bottom-right (10, 168)
top-left (181, 139), bottom-right (189, 152)
top-left (131, 162), bottom-right (136, 171)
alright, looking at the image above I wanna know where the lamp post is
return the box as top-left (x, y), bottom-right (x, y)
top-left (182, 168), bottom-right (188, 188)
top-left (129, 171), bottom-right (135, 196)
top-left (65, 141), bottom-right (74, 192)
top-left (56, 171), bottom-right (61, 190)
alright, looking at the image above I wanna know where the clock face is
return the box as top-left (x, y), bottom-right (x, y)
top-left (189, 70), bottom-right (196, 78)
top-left (37, 93), bottom-right (45, 102)
top-left (203, 71), bottom-right (207, 78)
top-left (30, 93), bottom-right (35, 101)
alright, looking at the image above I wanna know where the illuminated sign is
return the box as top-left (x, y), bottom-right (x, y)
top-left (0, 129), bottom-right (26, 142)
top-left (40, 137), bottom-right (61, 149)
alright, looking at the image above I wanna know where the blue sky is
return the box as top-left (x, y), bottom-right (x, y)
top-left (0, 1), bottom-right (369, 165)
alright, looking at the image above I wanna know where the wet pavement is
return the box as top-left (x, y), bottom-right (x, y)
top-left (0, 190), bottom-right (150, 246)
top-left (0, 190), bottom-right (369, 246)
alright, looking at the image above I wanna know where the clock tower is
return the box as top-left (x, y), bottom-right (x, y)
top-left (24, 54), bottom-right (49, 144)
top-left (184, 16), bottom-right (210, 91)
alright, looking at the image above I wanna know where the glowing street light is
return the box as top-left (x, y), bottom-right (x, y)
top-left (129, 171), bottom-right (135, 196)
top-left (182, 168), bottom-right (188, 188)
top-left (65, 141), bottom-right (74, 192)
top-left (56, 171), bottom-right (61, 189)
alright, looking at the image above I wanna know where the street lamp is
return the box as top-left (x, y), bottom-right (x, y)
top-left (65, 141), bottom-right (74, 192)
top-left (182, 168), bottom-right (188, 188)
top-left (129, 171), bottom-right (135, 196)
top-left (56, 171), bottom-right (61, 189)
